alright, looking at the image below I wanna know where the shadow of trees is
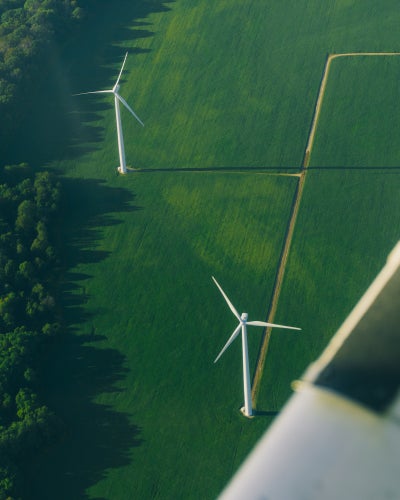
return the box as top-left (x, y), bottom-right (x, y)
top-left (58, 176), bottom-right (143, 327)
top-left (24, 176), bottom-right (143, 499)
top-left (28, 336), bottom-right (142, 500)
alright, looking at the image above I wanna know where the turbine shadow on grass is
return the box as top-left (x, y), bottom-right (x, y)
top-left (132, 166), bottom-right (400, 174)
top-left (24, 177), bottom-right (143, 499)
top-left (252, 410), bottom-right (280, 417)
top-left (135, 166), bottom-right (301, 173)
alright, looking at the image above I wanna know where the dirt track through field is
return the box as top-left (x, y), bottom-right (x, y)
top-left (251, 51), bottom-right (400, 407)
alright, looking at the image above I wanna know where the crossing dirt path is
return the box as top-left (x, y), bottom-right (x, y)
top-left (251, 51), bottom-right (400, 407)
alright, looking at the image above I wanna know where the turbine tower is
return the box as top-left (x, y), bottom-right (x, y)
top-left (212, 276), bottom-right (301, 417)
top-left (74, 52), bottom-right (144, 174)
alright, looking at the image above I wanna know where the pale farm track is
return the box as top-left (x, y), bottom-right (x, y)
top-left (251, 51), bottom-right (400, 409)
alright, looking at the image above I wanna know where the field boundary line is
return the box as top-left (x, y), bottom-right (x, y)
top-left (252, 173), bottom-right (305, 404)
top-left (252, 51), bottom-right (400, 407)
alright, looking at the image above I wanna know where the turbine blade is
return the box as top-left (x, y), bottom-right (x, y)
top-left (73, 90), bottom-right (113, 96)
top-left (115, 52), bottom-right (128, 88)
top-left (212, 276), bottom-right (241, 321)
top-left (247, 320), bottom-right (301, 331)
top-left (214, 324), bottom-right (241, 363)
top-left (116, 93), bottom-right (144, 127)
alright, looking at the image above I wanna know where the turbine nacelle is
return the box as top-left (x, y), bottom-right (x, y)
top-left (240, 312), bottom-right (248, 322)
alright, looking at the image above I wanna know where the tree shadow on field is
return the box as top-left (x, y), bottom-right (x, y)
top-left (25, 177), bottom-right (144, 499)
top-left (28, 336), bottom-right (142, 500)
top-left (57, 177), bottom-right (143, 327)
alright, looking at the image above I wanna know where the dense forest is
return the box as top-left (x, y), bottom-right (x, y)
top-left (0, 165), bottom-right (61, 499)
top-left (0, 1), bottom-right (86, 498)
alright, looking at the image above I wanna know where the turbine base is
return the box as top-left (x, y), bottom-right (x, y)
top-left (117, 166), bottom-right (138, 174)
top-left (240, 406), bottom-right (254, 419)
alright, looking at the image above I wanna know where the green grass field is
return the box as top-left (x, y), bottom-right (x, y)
top-left (10, 0), bottom-right (400, 498)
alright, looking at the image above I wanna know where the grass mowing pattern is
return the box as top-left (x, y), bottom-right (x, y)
top-left (27, 172), bottom-right (297, 499)
top-left (257, 56), bottom-right (400, 411)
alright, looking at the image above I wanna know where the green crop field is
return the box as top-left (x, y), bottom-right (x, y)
top-left (9, 0), bottom-right (400, 498)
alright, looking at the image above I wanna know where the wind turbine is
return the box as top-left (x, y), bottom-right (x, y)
top-left (212, 276), bottom-right (301, 417)
top-left (74, 52), bottom-right (144, 174)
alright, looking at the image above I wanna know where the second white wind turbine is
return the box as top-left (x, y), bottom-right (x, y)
top-left (212, 277), bottom-right (301, 417)
top-left (74, 52), bottom-right (144, 174)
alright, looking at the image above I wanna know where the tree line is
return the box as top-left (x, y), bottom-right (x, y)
top-left (0, 1), bottom-right (89, 497)
top-left (0, 164), bottom-right (61, 499)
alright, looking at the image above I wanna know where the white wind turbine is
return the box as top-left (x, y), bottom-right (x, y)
top-left (74, 52), bottom-right (144, 174)
top-left (212, 277), bottom-right (301, 417)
